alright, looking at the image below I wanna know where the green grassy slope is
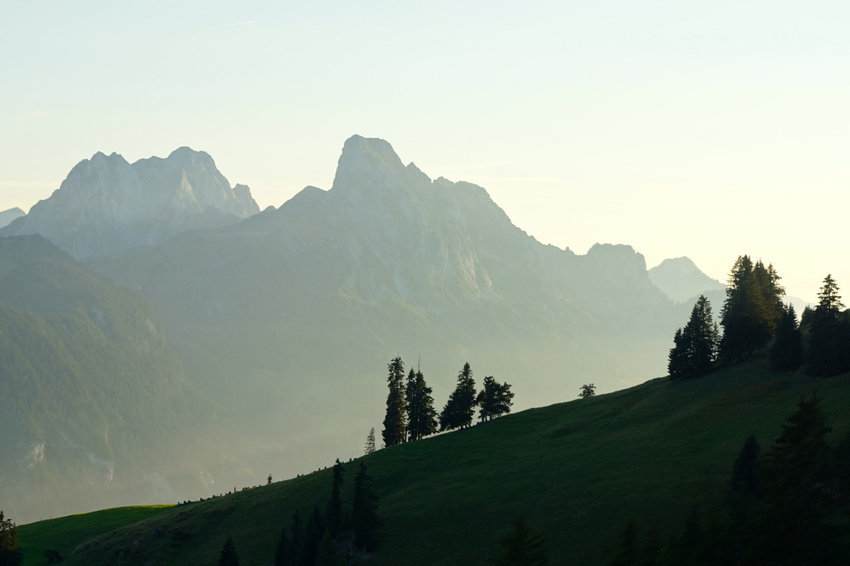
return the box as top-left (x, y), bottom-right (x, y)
top-left (20, 361), bottom-right (850, 565)
top-left (19, 506), bottom-right (172, 566)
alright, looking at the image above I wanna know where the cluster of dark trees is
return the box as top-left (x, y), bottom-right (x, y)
top-left (382, 357), bottom-right (514, 448)
top-left (217, 460), bottom-right (378, 566)
top-left (609, 393), bottom-right (850, 565)
top-left (0, 512), bottom-right (22, 566)
top-left (489, 516), bottom-right (548, 566)
top-left (669, 255), bottom-right (850, 379)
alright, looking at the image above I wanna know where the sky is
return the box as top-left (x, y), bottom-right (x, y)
top-left (1, 1), bottom-right (848, 303)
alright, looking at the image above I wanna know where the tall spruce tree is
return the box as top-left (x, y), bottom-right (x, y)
top-left (289, 509), bottom-right (304, 566)
top-left (327, 459), bottom-right (344, 536)
top-left (477, 375), bottom-right (514, 422)
top-left (364, 427), bottom-right (376, 455)
top-left (305, 505), bottom-right (325, 566)
top-left (352, 462), bottom-right (379, 552)
top-left (217, 536), bottom-right (240, 566)
top-left (668, 295), bottom-right (719, 380)
top-left (728, 434), bottom-right (762, 515)
top-left (489, 516), bottom-right (547, 566)
top-left (274, 528), bottom-right (288, 566)
top-left (382, 356), bottom-right (407, 447)
top-left (757, 393), bottom-right (841, 564)
top-left (439, 362), bottom-right (478, 431)
top-left (0, 512), bottom-right (22, 566)
top-left (807, 274), bottom-right (849, 376)
top-left (770, 304), bottom-right (803, 372)
top-left (405, 367), bottom-right (438, 441)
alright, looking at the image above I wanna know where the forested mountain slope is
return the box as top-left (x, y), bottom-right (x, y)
top-left (0, 236), bottom-right (237, 523)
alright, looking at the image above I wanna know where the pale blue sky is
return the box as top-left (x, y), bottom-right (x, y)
top-left (2, 1), bottom-right (848, 302)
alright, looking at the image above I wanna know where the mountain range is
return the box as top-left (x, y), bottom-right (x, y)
top-left (1, 136), bottom-right (729, 522)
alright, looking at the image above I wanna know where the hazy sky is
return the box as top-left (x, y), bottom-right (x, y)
top-left (2, 1), bottom-right (848, 302)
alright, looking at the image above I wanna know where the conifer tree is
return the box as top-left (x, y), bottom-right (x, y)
top-left (352, 462), bottom-right (379, 552)
top-left (578, 383), bottom-right (596, 398)
top-left (382, 357), bottom-right (407, 447)
top-left (305, 505), bottom-right (325, 566)
top-left (757, 393), bottom-right (840, 564)
top-left (327, 459), bottom-right (344, 536)
top-left (217, 536), bottom-right (240, 566)
top-left (405, 367), bottom-right (438, 441)
top-left (0, 512), bottom-right (22, 566)
top-left (439, 362), bottom-right (478, 431)
top-left (364, 427), bottom-right (376, 455)
top-left (807, 274), bottom-right (849, 376)
top-left (668, 295), bottom-right (719, 380)
top-left (289, 509), bottom-right (304, 566)
top-left (274, 528), bottom-right (288, 566)
top-left (728, 434), bottom-right (762, 514)
top-left (770, 304), bottom-right (803, 372)
top-left (315, 529), bottom-right (341, 566)
top-left (720, 256), bottom-right (785, 362)
top-left (477, 375), bottom-right (514, 422)
top-left (489, 516), bottom-right (547, 566)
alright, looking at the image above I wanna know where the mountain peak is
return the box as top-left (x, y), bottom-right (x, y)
top-left (648, 256), bottom-right (725, 303)
top-left (332, 135), bottom-right (416, 194)
top-left (1, 147), bottom-right (259, 258)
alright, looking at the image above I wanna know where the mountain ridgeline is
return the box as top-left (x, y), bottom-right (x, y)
top-left (86, 136), bottom-right (705, 486)
top-left (1, 135), bottom-right (726, 522)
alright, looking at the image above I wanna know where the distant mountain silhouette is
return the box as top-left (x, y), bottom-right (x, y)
top-left (648, 257), bottom-right (726, 303)
top-left (0, 148), bottom-right (259, 257)
top-left (0, 207), bottom-right (24, 229)
top-left (90, 135), bottom-right (685, 488)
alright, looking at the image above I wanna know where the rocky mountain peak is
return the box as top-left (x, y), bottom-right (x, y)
top-left (648, 256), bottom-right (725, 303)
top-left (332, 135), bottom-right (429, 198)
top-left (0, 147), bottom-right (259, 258)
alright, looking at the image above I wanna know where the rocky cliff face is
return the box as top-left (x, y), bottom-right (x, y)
top-left (0, 148), bottom-right (259, 258)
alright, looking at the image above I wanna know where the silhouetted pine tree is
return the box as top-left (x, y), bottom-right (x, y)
top-left (0, 512), bottom-right (22, 566)
top-left (477, 375), bottom-right (514, 422)
top-left (352, 462), bottom-right (379, 552)
top-left (289, 509), bottom-right (305, 566)
top-left (382, 357), bottom-right (407, 446)
top-left (728, 435), bottom-right (762, 515)
top-left (807, 275), bottom-right (848, 376)
top-left (327, 459), bottom-right (344, 536)
top-left (720, 256), bottom-right (784, 362)
top-left (439, 362), bottom-right (477, 431)
top-left (757, 393), bottom-right (842, 564)
top-left (770, 304), bottom-right (803, 372)
top-left (405, 368), bottom-right (438, 441)
top-left (315, 529), bottom-right (342, 566)
top-left (489, 516), bottom-right (547, 566)
top-left (305, 505), bottom-right (325, 566)
top-left (274, 528), bottom-right (288, 566)
top-left (217, 536), bottom-right (239, 566)
top-left (668, 295), bottom-right (719, 380)
top-left (364, 427), bottom-right (376, 455)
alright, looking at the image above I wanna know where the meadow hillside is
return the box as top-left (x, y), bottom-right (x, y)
top-left (18, 360), bottom-right (850, 565)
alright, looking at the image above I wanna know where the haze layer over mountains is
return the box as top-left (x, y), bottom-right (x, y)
top-left (0, 136), bottom-right (725, 522)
